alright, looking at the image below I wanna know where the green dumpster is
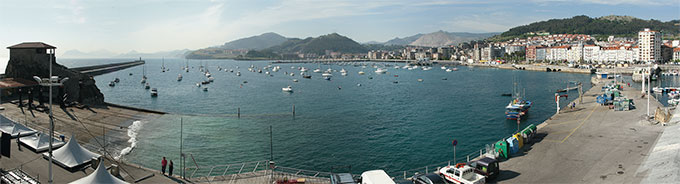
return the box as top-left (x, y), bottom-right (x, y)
top-left (495, 140), bottom-right (509, 159)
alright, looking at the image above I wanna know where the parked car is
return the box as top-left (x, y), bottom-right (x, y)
top-left (467, 157), bottom-right (499, 181)
top-left (413, 173), bottom-right (450, 184)
top-left (360, 170), bottom-right (396, 184)
top-left (331, 173), bottom-right (358, 184)
top-left (331, 166), bottom-right (358, 184)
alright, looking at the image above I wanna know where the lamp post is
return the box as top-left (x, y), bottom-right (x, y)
top-left (33, 50), bottom-right (68, 184)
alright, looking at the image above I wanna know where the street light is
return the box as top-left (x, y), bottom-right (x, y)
top-left (32, 47), bottom-right (68, 184)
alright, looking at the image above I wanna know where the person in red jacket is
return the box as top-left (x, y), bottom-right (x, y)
top-left (161, 157), bottom-right (167, 175)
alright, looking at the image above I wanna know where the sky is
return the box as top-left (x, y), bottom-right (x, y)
top-left (0, 0), bottom-right (679, 61)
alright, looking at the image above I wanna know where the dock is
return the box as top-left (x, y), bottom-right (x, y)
top-left (71, 60), bottom-right (145, 76)
top-left (496, 78), bottom-right (665, 183)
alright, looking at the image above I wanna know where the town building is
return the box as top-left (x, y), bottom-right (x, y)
top-left (638, 28), bottom-right (661, 63)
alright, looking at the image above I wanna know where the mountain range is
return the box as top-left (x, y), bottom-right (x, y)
top-left (222, 32), bottom-right (289, 50)
top-left (61, 49), bottom-right (191, 59)
top-left (263, 33), bottom-right (367, 55)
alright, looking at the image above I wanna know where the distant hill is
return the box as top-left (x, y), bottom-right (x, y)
top-left (61, 49), bottom-right (118, 58)
top-left (495, 15), bottom-right (680, 40)
top-left (117, 49), bottom-right (190, 58)
top-left (409, 31), bottom-right (498, 47)
top-left (265, 33), bottom-right (367, 55)
top-left (384, 34), bottom-right (423, 45)
top-left (61, 49), bottom-right (190, 59)
top-left (222, 32), bottom-right (288, 50)
top-left (377, 31), bottom-right (497, 47)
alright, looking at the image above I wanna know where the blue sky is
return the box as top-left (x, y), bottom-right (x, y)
top-left (0, 0), bottom-right (678, 59)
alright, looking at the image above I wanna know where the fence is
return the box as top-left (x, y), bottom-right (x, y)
top-left (186, 160), bottom-right (337, 183)
top-left (389, 144), bottom-right (496, 181)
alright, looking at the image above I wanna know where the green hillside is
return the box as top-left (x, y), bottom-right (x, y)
top-left (491, 15), bottom-right (680, 41)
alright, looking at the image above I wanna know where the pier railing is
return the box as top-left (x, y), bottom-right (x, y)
top-left (186, 160), bottom-right (336, 183)
top-left (389, 144), bottom-right (496, 181)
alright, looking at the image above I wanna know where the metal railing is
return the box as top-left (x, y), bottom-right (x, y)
top-left (389, 144), bottom-right (496, 181)
top-left (186, 160), bottom-right (270, 182)
top-left (186, 160), bottom-right (343, 183)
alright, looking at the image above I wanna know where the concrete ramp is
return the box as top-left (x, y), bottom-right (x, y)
top-left (71, 60), bottom-right (145, 76)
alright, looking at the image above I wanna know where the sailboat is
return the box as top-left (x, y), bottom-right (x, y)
top-left (140, 62), bottom-right (147, 84)
top-left (161, 58), bottom-right (166, 72)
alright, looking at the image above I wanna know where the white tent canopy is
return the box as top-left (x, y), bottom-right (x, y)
top-left (43, 135), bottom-right (101, 169)
top-left (20, 132), bottom-right (65, 152)
top-left (0, 115), bottom-right (36, 137)
top-left (69, 161), bottom-right (129, 184)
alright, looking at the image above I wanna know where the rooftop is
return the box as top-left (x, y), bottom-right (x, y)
top-left (7, 42), bottom-right (56, 49)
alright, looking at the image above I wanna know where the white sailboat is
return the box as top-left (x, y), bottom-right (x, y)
top-left (282, 85), bottom-right (293, 92)
top-left (141, 63), bottom-right (147, 83)
top-left (375, 68), bottom-right (387, 74)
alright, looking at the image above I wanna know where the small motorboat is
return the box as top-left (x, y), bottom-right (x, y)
top-left (114, 78), bottom-right (120, 83)
top-left (446, 69), bottom-right (452, 72)
top-left (177, 74), bottom-right (183, 81)
top-left (302, 75), bottom-right (311, 79)
top-left (452, 68), bottom-right (458, 71)
top-left (375, 68), bottom-right (387, 74)
top-left (282, 85), bottom-right (293, 92)
top-left (196, 83), bottom-right (201, 87)
top-left (145, 83), bottom-right (150, 89)
top-left (417, 79), bottom-right (424, 82)
top-left (108, 81), bottom-right (115, 87)
top-left (358, 71), bottom-right (365, 75)
top-left (501, 93), bottom-right (512, 96)
top-left (313, 68), bottom-right (322, 73)
top-left (236, 72), bottom-right (241, 76)
top-left (202, 86), bottom-right (208, 91)
top-left (442, 78), bottom-right (448, 80)
top-left (150, 88), bottom-right (158, 97)
top-left (293, 79), bottom-right (299, 82)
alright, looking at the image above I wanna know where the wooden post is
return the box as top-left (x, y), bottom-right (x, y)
top-left (292, 104), bottom-right (295, 116)
top-left (238, 108), bottom-right (240, 118)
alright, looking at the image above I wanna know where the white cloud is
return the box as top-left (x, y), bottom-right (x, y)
top-left (53, 0), bottom-right (87, 24)
top-left (529, 0), bottom-right (677, 5)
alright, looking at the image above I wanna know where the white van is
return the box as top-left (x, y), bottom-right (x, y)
top-left (360, 170), bottom-right (395, 184)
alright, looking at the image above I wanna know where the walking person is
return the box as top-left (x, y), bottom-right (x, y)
top-left (161, 157), bottom-right (167, 175)
top-left (169, 160), bottom-right (174, 176)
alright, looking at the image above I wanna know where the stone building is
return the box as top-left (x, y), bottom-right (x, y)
top-left (4, 42), bottom-right (104, 105)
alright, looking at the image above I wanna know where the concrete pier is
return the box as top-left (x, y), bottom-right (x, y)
top-left (71, 60), bottom-right (145, 76)
top-left (496, 78), bottom-right (665, 183)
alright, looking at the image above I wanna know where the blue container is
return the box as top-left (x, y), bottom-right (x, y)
top-left (506, 137), bottom-right (519, 155)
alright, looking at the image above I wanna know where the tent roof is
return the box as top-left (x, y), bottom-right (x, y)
top-left (20, 132), bottom-right (65, 152)
top-left (43, 135), bottom-right (101, 168)
top-left (0, 115), bottom-right (37, 137)
top-left (69, 161), bottom-right (129, 184)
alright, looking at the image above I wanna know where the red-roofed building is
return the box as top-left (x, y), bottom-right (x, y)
top-left (673, 47), bottom-right (680, 61)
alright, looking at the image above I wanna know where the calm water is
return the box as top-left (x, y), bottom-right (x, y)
top-left (59, 58), bottom-right (595, 176)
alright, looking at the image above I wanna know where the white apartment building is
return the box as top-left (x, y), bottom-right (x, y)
top-left (638, 28), bottom-right (661, 62)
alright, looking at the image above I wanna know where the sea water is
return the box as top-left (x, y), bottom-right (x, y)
top-left (59, 58), bottom-right (596, 176)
